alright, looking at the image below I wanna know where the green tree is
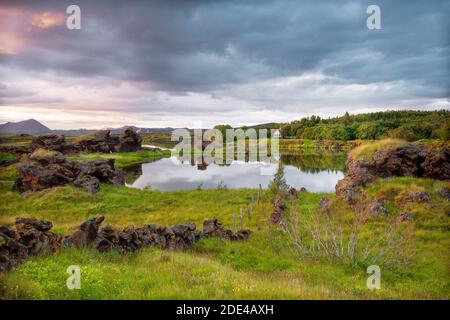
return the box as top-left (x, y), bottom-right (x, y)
top-left (213, 124), bottom-right (232, 136)
top-left (343, 126), bottom-right (357, 140)
top-left (438, 119), bottom-right (450, 140)
top-left (269, 163), bottom-right (290, 195)
top-left (342, 112), bottom-right (352, 126)
top-left (356, 122), bottom-right (381, 140)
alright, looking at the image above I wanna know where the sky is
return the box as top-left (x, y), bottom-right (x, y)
top-left (0, 0), bottom-right (448, 129)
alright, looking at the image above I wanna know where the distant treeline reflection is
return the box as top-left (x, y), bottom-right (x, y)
top-left (122, 152), bottom-right (347, 185)
top-left (280, 153), bottom-right (347, 173)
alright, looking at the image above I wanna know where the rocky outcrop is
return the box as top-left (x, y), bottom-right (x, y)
top-left (336, 142), bottom-right (450, 204)
top-left (74, 129), bottom-right (142, 154)
top-left (398, 212), bottom-right (413, 223)
top-left (1, 216), bottom-right (252, 273)
top-left (13, 149), bottom-right (124, 194)
top-left (114, 128), bottom-right (142, 152)
top-left (401, 191), bottom-right (430, 203)
top-left (0, 218), bottom-right (60, 272)
top-left (73, 174), bottom-right (100, 195)
top-left (26, 128), bottom-right (142, 155)
top-left (202, 219), bottom-right (252, 241)
top-left (63, 217), bottom-right (251, 253)
top-left (439, 188), bottom-right (450, 201)
top-left (367, 199), bottom-right (388, 215)
top-left (0, 145), bottom-right (30, 156)
top-left (319, 197), bottom-right (331, 211)
top-left (30, 135), bottom-right (72, 154)
top-left (14, 150), bottom-right (78, 192)
top-left (76, 159), bottom-right (125, 187)
top-left (270, 197), bottom-right (287, 226)
top-left (74, 130), bottom-right (118, 154)
top-left (335, 178), bottom-right (362, 205)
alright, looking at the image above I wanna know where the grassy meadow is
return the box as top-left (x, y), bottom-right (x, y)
top-left (67, 149), bottom-right (171, 169)
top-left (0, 148), bottom-right (449, 299)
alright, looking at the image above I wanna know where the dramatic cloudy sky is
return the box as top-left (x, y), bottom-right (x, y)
top-left (0, 0), bottom-right (448, 129)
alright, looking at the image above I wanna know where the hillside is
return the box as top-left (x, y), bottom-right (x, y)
top-left (281, 110), bottom-right (450, 141)
top-left (0, 119), bottom-right (51, 135)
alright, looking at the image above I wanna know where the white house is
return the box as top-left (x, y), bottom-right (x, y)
top-left (272, 129), bottom-right (281, 138)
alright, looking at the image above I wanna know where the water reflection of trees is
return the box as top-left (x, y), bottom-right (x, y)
top-left (123, 163), bottom-right (143, 184)
top-left (122, 152), bottom-right (347, 185)
top-left (280, 153), bottom-right (347, 173)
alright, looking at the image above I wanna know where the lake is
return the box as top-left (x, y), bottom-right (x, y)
top-left (123, 152), bottom-right (347, 193)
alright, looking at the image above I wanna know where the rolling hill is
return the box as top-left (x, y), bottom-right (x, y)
top-left (0, 119), bottom-right (51, 135)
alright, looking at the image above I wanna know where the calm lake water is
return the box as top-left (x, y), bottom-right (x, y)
top-left (123, 152), bottom-right (346, 193)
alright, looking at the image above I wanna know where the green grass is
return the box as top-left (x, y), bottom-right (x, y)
top-left (0, 161), bottom-right (449, 299)
top-left (67, 149), bottom-right (171, 169)
top-left (349, 139), bottom-right (408, 161)
top-left (142, 132), bottom-right (177, 149)
top-left (280, 139), bottom-right (362, 151)
top-left (0, 246), bottom-right (370, 300)
top-left (0, 153), bottom-right (16, 161)
top-left (0, 134), bottom-right (33, 147)
top-left (30, 148), bottom-right (59, 159)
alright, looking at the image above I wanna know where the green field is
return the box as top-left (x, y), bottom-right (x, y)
top-left (67, 149), bottom-right (171, 169)
top-left (0, 151), bottom-right (449, 299)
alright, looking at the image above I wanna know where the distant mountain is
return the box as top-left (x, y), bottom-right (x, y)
top-left (0, 119), bottom-right (51, 135)
top-left (246, 122), bottom-right (282, 130)
top-left (0, 118), bottom-right (284, 136)
top-left (52, 129), bottom-right (97, 136)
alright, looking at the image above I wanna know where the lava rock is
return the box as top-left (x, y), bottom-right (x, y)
top-left (30, 135), bottom-right (71, 153)
top-left (319, 197), bottom-right (331, 211)
top-left (367, 199), bottom-right (388, 215)
top-left (114, 128), bottom-right (142, 152)
top-left (398, 212), bottom-right (414, 222)
top-left (202, 219), bottom-right (227, 237)
top-left (438, 188), bottom-right (450, 201)
top-left (77, 159), bottom-right (125, 186)
top-left (73, 175), bottom-right (100, 195)
top-left (335, 178), bottom-right (362, 205)
top-left (402, 191), bottom-right (430, 203)
top-left (270, 197), bottom-right (287, 226)
top-left (335, 143), bottom-right (450, 204)
top-left (13, 151), bottom-right (124, 193)
top-left (0, 218), bottom-right (60, 272)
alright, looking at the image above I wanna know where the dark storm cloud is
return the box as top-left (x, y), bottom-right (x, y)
top-left (1, 0), bottom-right (448, 96)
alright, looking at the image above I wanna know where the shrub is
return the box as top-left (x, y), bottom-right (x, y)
top-left (268, 163), bottom-right (290, 196)
top-left (282, 206), bottom-right (413, 268)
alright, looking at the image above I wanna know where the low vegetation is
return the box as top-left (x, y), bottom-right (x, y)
top-left (0, 153), bottom-right (16, 161)
top-left (142, 132), bottom-right (176, 149)
top-left (67, 149), bottom-right (171, 169)
top-left (349, 139), bottom-right (408, 161)
top-left (0, 134), bottom-right (33, 147)
top-left (0, 153), bottom-right (449, 299)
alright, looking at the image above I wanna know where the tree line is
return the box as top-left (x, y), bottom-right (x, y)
top-left (280, 110), bottom-right (450, 141)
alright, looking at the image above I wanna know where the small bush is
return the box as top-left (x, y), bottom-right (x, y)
top-left (282, 205), bottom-right (413, 268)
top-left (268, 163), bottom-right (290, 196)
top-left (30, 148), bottom-right (58, 159)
